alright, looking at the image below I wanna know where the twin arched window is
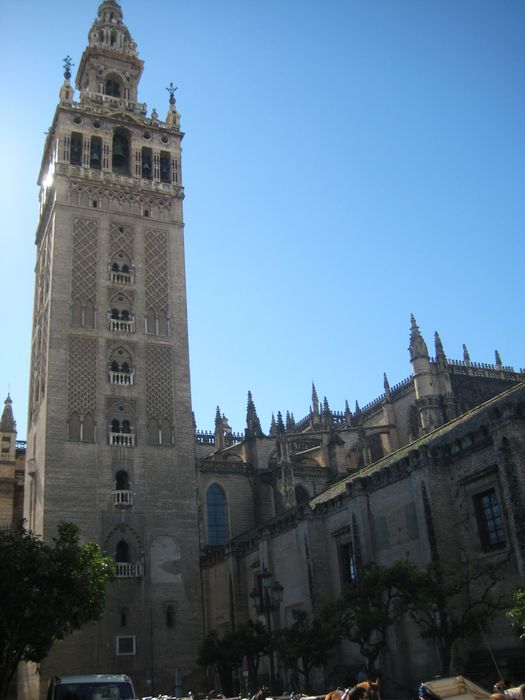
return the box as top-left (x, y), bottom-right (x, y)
top-left (206, 484), bottom-right (228, 545)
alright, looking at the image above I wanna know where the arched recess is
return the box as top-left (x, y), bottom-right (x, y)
top-left (294, 484), bottom-right (310, 505)
top-left (112, 128), bottom-right (130, 175)
top-left (206, 483), bottom-right (229, 545)
top-left (105, 73), bottom-right (123, 97)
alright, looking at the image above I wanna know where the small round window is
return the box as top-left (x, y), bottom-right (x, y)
top-left (93, 120), bottom-right (101, 129)
top-left (73, 116), bottom-right (82, 125)
top-left (143, 131), bottom-right (151, 140)
top-left (161, 135), bottom-right (169, 144)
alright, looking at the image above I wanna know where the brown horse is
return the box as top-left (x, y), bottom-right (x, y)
top-left (325, 680), bottom-right (381, 700)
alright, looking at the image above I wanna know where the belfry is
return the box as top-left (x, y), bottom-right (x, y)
top-left (24, 1), bottom-right (202, 696)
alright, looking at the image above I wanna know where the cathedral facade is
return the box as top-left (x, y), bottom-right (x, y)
top-left (21, 2), bottom-right (524, 699)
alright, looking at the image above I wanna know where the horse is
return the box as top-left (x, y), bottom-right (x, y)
top-left (325, 680), bottom-right (381, 700)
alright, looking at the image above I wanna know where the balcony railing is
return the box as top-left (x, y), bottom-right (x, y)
top-left (109, 318), bottom-right (134, 333)
top-left (109, 432), bottom-right (136, 447)
top-left (115, 562), bottom-right (144, 578)
top-left (113, 489), bottom-right (134, 507)
top-left (111, 271), bottom-right (134, 285)
top-left (109, 370), bottom-right (134, 385)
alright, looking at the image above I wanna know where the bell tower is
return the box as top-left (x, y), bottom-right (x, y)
top-left (23, 2), bottom-right (201, 697)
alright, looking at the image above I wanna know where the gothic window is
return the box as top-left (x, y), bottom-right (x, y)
top-left (339, 541), bottom-right (357, 586)
top-left (109, 347), bottom-right (134, 384)
top-left (116, 540), bottom-right (130, 563)
top-left (142, 147), bottom-right (153, 180)
top-left (160, 418), bottom-right (172, 446)
top-left (70, 132), bottom-right (83, 165)
top-left (160, 151), bottom-right (171, 183)
top-left (473, 488), bottom-right (506, 550)
top-left (408, 404), bottom-right (420, 440)
top-left (84, 301), bottom-right (95, 329)
top-left (146, 308), bottom-right (156, 335)
top-left (112, 129), bottom-right (130, 174)
top-left (72, 298), bottom-right (83, 326)
top-left (110, 253), bottom-right (134, 284)
top-left (68, 412), bottom-right (81, 441)
top-left (121, 420), bottom-right (131, 434)
top-left (111, 419), bottom-right (120, 433)
top-left (83, 414), bottom-right (95, 442)
top-left (90, 137), bottom-right (102, 169)
top-left (147, 418), bottom-right (160, 446)
top-left (206, 484), bottom-right (228, 545)
top-left (368, 433), bottom-right (384, 463)
top-left (158, 310), bottom-right (168, 336)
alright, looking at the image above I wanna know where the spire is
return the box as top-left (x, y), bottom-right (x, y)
top-left (276, 411), bottom-right (285, 434)
top-left (383, 373), bottom-right (391, 401)
top-left (463, 344), bottom-right (471, 365)
top-left (269, 413), bottom-right (277, 437)
top-left (311, 382), bottom-right (319, 416)
top-left (285, 411), bottom-right (296, 432)
top-left (409, 314), bottom-right (429, 361)
top-left (77, 0), bottom-right (143, 102)
top-left (495, 350), bottom-right (502, 367)
top-left (354, 400), bottom-right (361, 422)
top-left (246, 391), bottom-right (263, 439)
top-left (344, 399), bottom-right (352, 426)
top-left (0, 395), bottom-right (16, 432)
top-left (434, 331), bottom-right (447, 367)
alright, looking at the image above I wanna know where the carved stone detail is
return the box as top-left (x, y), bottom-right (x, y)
top-left (72, 218), bottom-right (98, 303)
top-left (68, 336), bottom-right (97, 414)
top-left (146, 344), bottom-right (173, 419)
top-left (145, 229), bottom-right (169, 312)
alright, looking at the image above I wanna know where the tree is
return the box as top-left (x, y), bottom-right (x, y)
top-left (403, 560), bottom-right (502, 675)
top-left (506, 587), bottom-right (525, 639)
top-left (275, 610), bottom-right (339, 693)
top-left (322, 561), bottom-right (412, 674)
top-left (0, 522), bottom-right (114, 700)
top-left (197, 621), bottom-right (271, 695)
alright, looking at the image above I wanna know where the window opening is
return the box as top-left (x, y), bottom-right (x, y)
top-left (70, 132), bottom-right (83, 165)
top-left (206, 484), bottom-right (228, 545)
top-left (473, 488), bottom-right (506, 550)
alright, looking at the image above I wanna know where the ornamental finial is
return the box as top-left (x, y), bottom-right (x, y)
top-left (166, 82), bottom-right (178, 106)
top-left (63, 56), bottom-right (74, 81)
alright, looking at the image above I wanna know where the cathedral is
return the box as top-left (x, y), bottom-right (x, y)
top-left (16, 1), bottom-right (525, 699)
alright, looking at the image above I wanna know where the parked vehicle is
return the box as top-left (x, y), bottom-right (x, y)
top-left (47, 674), bottom-right (136, 700)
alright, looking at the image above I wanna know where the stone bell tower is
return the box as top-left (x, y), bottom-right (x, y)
top-left (23, 1), bottom-right (202, 697)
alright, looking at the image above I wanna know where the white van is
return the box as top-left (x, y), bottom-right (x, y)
top-left (47, 675), bottom-right (136, 700)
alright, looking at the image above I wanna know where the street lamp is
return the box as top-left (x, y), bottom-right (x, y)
top-left (250, 569), bottom-right (284, 693)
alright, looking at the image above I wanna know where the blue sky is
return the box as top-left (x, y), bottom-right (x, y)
top-left (0, 0), bottom-right (524, 440)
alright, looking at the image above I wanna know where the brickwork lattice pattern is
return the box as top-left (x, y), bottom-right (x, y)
top-left (68, 336), bottom-right (97, 414)
top-left (146, 344), bottom-right (173, 419)
top-left (145, 229), bottom-right (169, 312)
top-left (109, 222), bottom-right (134, 260)
top-left (72, 218), bottom-right (98, 303)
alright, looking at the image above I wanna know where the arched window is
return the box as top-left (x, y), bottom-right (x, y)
top-left (83, 414), bottom-right (95, 442)
top-left (116, 539), bottom-right (130, 563)
top-left (158, 309), bottom-right (168, 336)
top-left (90, 136), bottom-right (102, 169)
top-left (112, 130), bottom-right (130, 174)
top-left (106, 78), bottom-right (121, 97)
top-left (116, 470), bottom-right (130, 490)
top-left (121, 420), bottom-right (131, 434)
top-left (146, 308), bottom-right (156, 335)
top-left (206, 484), bottom-right (228, 545)
top-left (120, 606), bottom-right (128, 627)
top-left (111, 418), bottom-right (120, 433)
top-left (147, 418), bottom-right (160, 446)
top-left (160, 151), bottom-right (171, 183)
top-left (160, 419), bottom-right (172, 446)
top-left (68, 413), bottom-right (81, 441)
top-left (70, 132), bottom-right (83, 165)
top-left (142, 147), bottom-right (153, 180)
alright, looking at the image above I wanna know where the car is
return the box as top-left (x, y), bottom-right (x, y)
top-left (47, 674), bottom-right (136, 700)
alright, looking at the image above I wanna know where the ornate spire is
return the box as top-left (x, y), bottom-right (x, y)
top-left (463, 343), bottom-right (471, 365)
top-left (434, 331), bottom-right (447, 367)
top-left (246, 391), bottom-right (263, 438)
top-left (495, 350), bottom-right (502, 367)
top-left (383, 373), bottom-right (391, 401)
top-left (311, 382), bottom-right (319, 416)
top-left (285, 411), bottom-right (296, 432)
top-left (344, 399), bottom-right (352, 426)
top-left (269, 413), bottom-right (277, 437)
top-left (354, 400), bottom-right (361, 422)
top-left (0, 395), bottom-right (16, 432)
top-left (409, 314), bottom-right (429, 361)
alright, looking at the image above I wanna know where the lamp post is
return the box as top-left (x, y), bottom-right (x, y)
top-left (250, 569), bottom-right (284, 693)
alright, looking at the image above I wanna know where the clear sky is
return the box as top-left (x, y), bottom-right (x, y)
top-left (0, 0), bottom-right (524, 440)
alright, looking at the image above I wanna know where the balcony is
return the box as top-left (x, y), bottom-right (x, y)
top-left (113, 489), bottom-right (134, 507)
top-left (109, 370), bottom-right (134, 385)
top-left (109, 318), bottom-right (134, 333)
top-left (111, 270), bottom-right (134, 285)
top-left (109, 432), bottom-right (135, 447)
top-left (115, 562), bottom-right (144, 578)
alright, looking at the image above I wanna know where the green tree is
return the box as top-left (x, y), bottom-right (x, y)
top-left (507, 587), bottom-right (525, 638)
top-left (322, 561), bottom-right (412, 674)
top-left (275, 610), bottom-right (339, 693)
top-left (404, 560), bottom-right (502, 676)
top-left (0, 522), bottom-right (114, 700)
top-left (197, 621), bottom-right (271, 695)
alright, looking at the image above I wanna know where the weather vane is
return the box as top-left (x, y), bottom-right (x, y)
top-left (63, 56), bottom-right (74, 80)
top-left (166, 82), bottom-right (178, 106)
